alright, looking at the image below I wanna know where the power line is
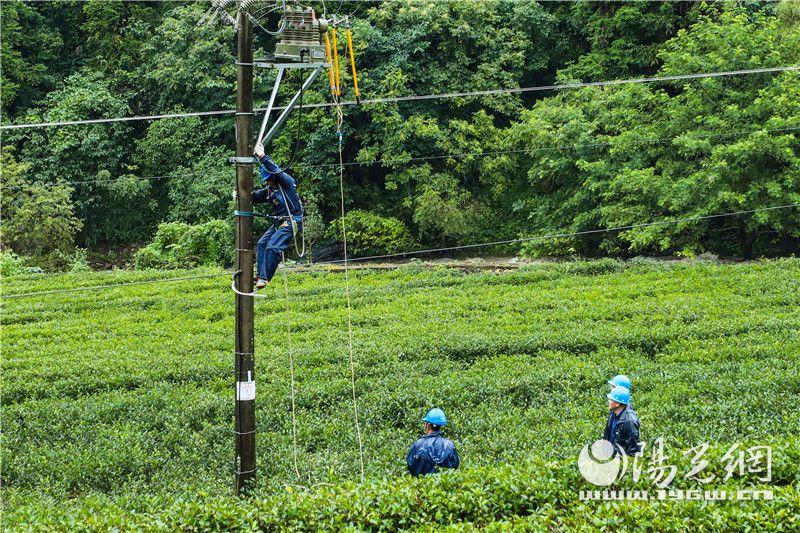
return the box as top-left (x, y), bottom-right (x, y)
top-left (319, 66), bottom-right (800, 108)
top-left (6, 124), bottom-right (799, 192)
top-left (319, 204), bottom-right (800, 264)
top-left (17, 0), bottom-right (790, 3)
top-left (0, 170), bottom-right (206, 192)
top-left (304, 124), bottom-right (800, 169)
top-left (4, 203), bottom-right (798, 300)
top-left (2, 66), bottom-right (797, 131)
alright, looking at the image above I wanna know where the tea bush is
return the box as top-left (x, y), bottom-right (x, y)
top-left (2, 258), bottom-right (799, 529)
top-left (0, 250), bottom-right (42, 277)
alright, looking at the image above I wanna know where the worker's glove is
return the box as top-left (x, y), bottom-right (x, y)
top-left (232, 188), bottom-right (237, 200)
top-left (254, 143), bottom-right (265, 158)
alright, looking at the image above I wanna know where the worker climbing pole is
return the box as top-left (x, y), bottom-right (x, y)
top-left (204, 0), bottom-right (364, 492)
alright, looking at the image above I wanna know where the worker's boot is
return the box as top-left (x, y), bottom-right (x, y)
top-left (255, 278), bottom-right (267, 290)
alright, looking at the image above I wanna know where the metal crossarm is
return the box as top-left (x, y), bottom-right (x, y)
top-left (254, 60), bottom-right (329, 69)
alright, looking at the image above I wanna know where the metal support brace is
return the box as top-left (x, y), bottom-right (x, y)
top-left (256, 66), bottom-right (324, 148)
top-left (256, 68), bottom-right (285, 146)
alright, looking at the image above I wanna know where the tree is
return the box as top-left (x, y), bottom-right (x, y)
top-left (81, 0), bottom-right (160, 76)
top-left (3, 0), bottom-right (798, 260)
top-left (137, 3), bottom-right (235, 122)
top-left (1, 148), bottom-right (82, 270)
top-left (167, 145), bottom-right (234, 224)
top-left (506, 7), bottom-right (800, 258)
top-left (14, 69), bottom-right (148, 246)
top-left (0, 1), bottom-right (63, 117)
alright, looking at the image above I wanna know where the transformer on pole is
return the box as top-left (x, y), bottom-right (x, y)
top-left (202, 0), bottom-right (331, 495)
top-left (254, 3), bottom-right (330, 149)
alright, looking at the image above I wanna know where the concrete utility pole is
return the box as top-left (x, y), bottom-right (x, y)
top-left (233, 3), bottom-right (256, 495)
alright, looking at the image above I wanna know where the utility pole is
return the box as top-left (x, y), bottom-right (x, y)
top-left (234, 3), bottom-right (256, 495)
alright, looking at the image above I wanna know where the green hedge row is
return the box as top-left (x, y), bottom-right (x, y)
top-left (6, 444), bottom-right (799, 530)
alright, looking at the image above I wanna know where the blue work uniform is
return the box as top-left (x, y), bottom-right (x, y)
top-left (406, 431), bottom-right (460, 477)
top-left (603, 405), bottom-right (641, 456)
top-left (253, 155), bottom-right (303, 282)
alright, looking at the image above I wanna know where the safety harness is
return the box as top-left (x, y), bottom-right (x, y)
top-left (234, 174), bottom-right (305, 258)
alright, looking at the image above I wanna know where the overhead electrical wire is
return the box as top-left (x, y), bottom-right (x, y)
top-left (321, 203), bottom-right (800, 265)
top-left (4, 62), bottom-right (799, 298)
top-left (1, 272), bottom-right (232, 300)
top-left (2, 66), bottom-right (798, 131)
top-left (6, 124), bottom-right (799, 193)
top-left (5, 203), bottom-right (799, 300)
top-left (18, 1), bottom-right (788, 3)
top-left (1, 170), bottom-right (206, 192)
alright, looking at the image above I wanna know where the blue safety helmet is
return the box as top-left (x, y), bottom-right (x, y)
top-left (608, 374), bottom-right (631, 390)
top-left (607, 385), bottom-right (631, 405)
top-left (422, 408), bottom-right (448, 427)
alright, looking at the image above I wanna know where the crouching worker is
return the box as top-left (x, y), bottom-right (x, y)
top-left (252, 143), bottom-right (303, 289)
top-left (406, 408), bottom-right (460, 476)
top-left (604, 385), bottom-right (641, 456)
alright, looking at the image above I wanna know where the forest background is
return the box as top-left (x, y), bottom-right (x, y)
top-left (2, 0), bottom-right (800, 271)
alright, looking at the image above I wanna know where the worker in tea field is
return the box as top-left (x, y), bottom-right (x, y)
top-left (608, 374), bottom-right (631, 391)
top-left (604, 385), bottom-right (641, 456)
top-left (406, 408), bottom-right (460, 476)
top-left (608, 374), bottom-right (634, 409)
top-left (252, 143), bottom-right (303, 289)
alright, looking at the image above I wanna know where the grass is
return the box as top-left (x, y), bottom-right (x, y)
top-left (2, 258), bottom-right (799, 529)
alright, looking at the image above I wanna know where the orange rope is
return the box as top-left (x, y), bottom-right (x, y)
top-left (331, 27), bottom-right (342, 97)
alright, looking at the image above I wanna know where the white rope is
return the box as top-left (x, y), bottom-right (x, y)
top-left (277, 184), bottom-right (306, 258)
top-left (334, 99), bottom-right (366, 482)
top-left (281, 254), bottom-right (301, 479)
top-left (3, 66), bottom-right (797, 130)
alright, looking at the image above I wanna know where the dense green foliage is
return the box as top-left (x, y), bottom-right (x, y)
top-left (2, 259), bottom-right (799, 528)
top-left (0, 148), bottom-right (83, 270)
top-left (3, 1), bottom-right (798, 270)
top-left (507, 9), bottom-right (800, 259)
top-left (134, 219), bottom-right (233, 269)
top-left (6, 456), bottom-right (800, 530)
top-left (0, 250), bottom-right (41, 276)
top-left (325, 209), bottom-right (417, 257)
